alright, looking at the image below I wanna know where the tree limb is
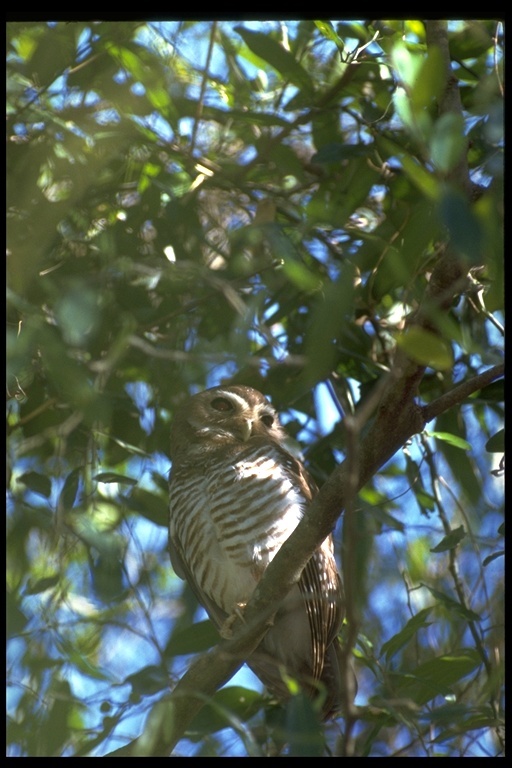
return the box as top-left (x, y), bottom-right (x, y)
top-left (422, 363), bottom-right (504, 423)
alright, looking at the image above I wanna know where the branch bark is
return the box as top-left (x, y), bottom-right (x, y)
top-left (422, 363), bottom-right (504, 423)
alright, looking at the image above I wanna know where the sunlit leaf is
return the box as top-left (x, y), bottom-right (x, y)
top-left (428, 431), bottom-right (472, 450)
top-left (313, 20), bottom-right (344, 52)
top-left (235, 26), bottom-right (314, 93)
top-left (391, 42), bottom-right (423, 91)
top-left (396, 327), bottom-right (453, 370)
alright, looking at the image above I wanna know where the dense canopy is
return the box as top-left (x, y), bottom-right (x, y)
top-left (7, 20), bottom-right (504, 757)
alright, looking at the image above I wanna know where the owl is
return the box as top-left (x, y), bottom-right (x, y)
top-left (168, 385), bottom-right (344, 719)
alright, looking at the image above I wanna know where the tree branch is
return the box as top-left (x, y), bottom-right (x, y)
top-left (422, 363), bottom-right (504, 423)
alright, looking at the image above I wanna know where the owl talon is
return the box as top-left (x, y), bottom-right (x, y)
top-left (220, 601), bottom-right (247, 638)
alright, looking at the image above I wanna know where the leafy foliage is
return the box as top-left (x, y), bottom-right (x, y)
top-left (7, 20), bottom-right (504, 757)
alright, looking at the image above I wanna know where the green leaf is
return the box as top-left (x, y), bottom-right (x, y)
top-left (410, 46), bottom-right (444, 111)
top-left (25, 574), bottom-right (60, 595)
top-left (390, 648), bottom-right (481, 705)
top-left (400, 154), bottom-right (440, 200)
top-left (126, 665), bottom-right (169, 699)
top-left (108, 44), bottom-right (148, 82)
top-left (229, 108), bottom-right (289, 127)
top-left (415, 490), bottom-right (436, 513)
top-left (473, 379), bottom-right (504, 404)
top-left (485, 429), bottom-right (504, 453)
top-left (337, 21), bottom-right (371, 44)
top-left (433, 709), bottom-right (503, 744)
top-left (10, 30), bottom-right (39, 62)
top-left (313, 20), bottom-right (344, 52)
top-left (58, 468), bottom-right (81, 511)
top-left (281, 259), bottom-right (322, 292)
top-left (17, 471), bottom-right (52, 498)
top-left (312, 142), bottom-right (368, 164)
top-left (439, 191), bottom-right (483, 263)
top-left (188, 686), bottom-right (264, 740)
top-left (434, 409), bottom-right (483, 504)
top-left (63, 644), bottom-right (112, 682)
top-left (482, 550), bottom-right (504, 567)
top-left (257, 223), bottom-right (322, 291)
top-left (396, 327), bottom-right (453, 370)
top-left (7, 591), bottom-right (29, 636)
top-left (424, 585), bottom-right (480, 621)
top-left (381, 608), bottom-right (433, 661)
top-left (235, 26), bottom-right (313, 94)
top-left (93, 472), bottom-right (138, 485)
top-left (166, 619), bottom-right (219, 656)
top-left (430, 112), bottom-right (466, 174)
top-left (449, 22), bottom-right (493, 61)
top-left (146, 84), bottom-right (172, 114)
top-left (391, 42), bottom-right (423, 91)
top-left (428, 431), bottom-right (472, 451)
top-left (303, 272), bottom-right (355, 386)
top-left (430, 525), bottom-right (466, 553)
top-left (286, 693), bottom-right (325, 756)
top-left (126, 487), bottom-right (169, 527)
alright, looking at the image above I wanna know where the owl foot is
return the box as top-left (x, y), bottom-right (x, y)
top-left (220, 601), bottom-right (247, 639)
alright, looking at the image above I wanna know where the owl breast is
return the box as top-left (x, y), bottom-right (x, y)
top-left (169, 442), bottom-right (305, 614)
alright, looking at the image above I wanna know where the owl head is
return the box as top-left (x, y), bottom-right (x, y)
top-left (169, 385), bottom-right (286, 461)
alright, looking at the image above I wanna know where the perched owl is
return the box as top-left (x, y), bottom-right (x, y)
top-left (168, 385), bottom-right (344, 719)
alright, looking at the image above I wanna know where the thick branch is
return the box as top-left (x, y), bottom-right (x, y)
top-left (422, 363), bottom-right (504, 423)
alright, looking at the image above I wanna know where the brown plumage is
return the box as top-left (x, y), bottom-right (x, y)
top-left (168, 385), bottom-right (343, 718)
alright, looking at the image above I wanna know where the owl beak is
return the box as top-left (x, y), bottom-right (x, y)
top-left (238, 418), bottom-right (253, 442)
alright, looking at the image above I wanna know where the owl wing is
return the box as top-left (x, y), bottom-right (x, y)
top-left (168, 534), bottom-right (229, 629)
top-left (298, 539), bottom-right (343, 680)
top-left (277, 445), bottom-right (343, 681)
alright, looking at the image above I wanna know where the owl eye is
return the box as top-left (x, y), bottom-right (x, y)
top-left (210, 397), bottom-right (234, 413)
top-left (261, 414), bottom-right (274, 428)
